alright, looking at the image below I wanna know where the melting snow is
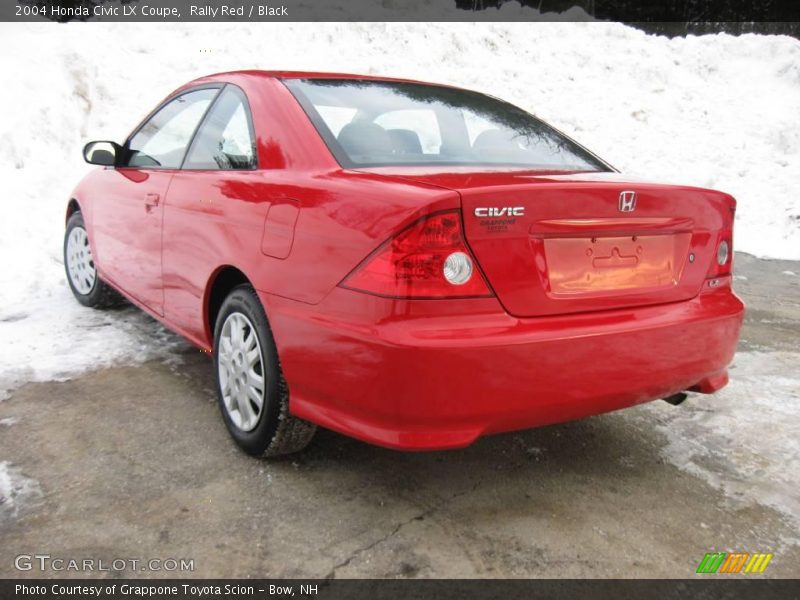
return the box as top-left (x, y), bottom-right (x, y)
top-left (638, 351), bottom-right (800, 530)
top-left (0, 461), bottom-right (42, 520)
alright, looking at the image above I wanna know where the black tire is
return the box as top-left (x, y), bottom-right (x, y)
top-left (213, 284), bottom-right (316, 457)
top-left (63, 212), bottom-right (124, 309)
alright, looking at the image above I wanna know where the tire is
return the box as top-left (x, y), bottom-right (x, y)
top-left (64, 212), bottom-right (124, 309)
top-left (213, 284), bottom-right (316, 457)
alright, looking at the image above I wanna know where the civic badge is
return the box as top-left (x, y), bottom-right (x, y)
top-left (618, 191), bottom-right (637, 213)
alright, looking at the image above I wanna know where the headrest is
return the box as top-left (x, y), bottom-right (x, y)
top-left (387, 129), bottom-right (423, 155)
top-left (337, 122), bottom-right (392, 158)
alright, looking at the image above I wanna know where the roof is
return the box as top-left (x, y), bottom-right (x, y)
top-left (186, 69), bottom-right (454, 88)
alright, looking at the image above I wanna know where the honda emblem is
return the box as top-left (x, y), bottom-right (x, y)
top-left (619, 191), bottom-right (637, 212)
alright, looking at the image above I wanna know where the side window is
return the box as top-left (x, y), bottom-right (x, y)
top-left (125, 88), bottom-right (218, 169)
top-left (183, 86), bottom-right (257, 170)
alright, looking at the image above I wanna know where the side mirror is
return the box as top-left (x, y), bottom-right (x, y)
top-left (83, 141), bottom-right (120, 166)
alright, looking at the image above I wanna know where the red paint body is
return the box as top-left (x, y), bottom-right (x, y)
top-left (70, 71), bottom-right (744, 450)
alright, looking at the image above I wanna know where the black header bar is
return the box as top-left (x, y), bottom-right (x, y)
top-left (4, 0), bottom-right (800, 23)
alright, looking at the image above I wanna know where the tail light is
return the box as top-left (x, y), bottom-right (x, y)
top-left (341, 211), bottom-right (493, 298)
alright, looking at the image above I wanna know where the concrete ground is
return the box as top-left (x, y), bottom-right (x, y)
top-left (1, 252), bottom-right (798, 579)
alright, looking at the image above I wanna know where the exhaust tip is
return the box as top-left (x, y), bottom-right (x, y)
top-left (663, 392), bottom-right (688, 406)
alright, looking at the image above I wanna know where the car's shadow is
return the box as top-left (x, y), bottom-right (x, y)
top-left (162, 324), bottom-right (672, 542)
top-left (175, 340), bottom-right (665, 486)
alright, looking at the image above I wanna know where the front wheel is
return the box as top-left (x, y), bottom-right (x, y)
top-left (213, 285), bottom-right (316, 457)
top-left (64, 212), bottom-right (123, 308)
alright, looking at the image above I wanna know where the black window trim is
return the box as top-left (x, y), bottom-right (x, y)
top-left (279, 78), bottom-right (352, 169)
top-left (119, 83), bottom-right (224, 171)
top-left (179, 83), bottom-right (259, 172)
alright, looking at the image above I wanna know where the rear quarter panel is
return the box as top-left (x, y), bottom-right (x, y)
top-left (161, 75), bottom-right (459, 347)
top-left (162, 168), bottom-right (458, 346)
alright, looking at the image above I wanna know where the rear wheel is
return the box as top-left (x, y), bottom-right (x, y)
top-left (213, 285), bottom-right (316, 457)
top-left (64, 212), bottom-right (123, 308)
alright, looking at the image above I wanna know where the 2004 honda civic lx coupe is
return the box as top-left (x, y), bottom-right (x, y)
top-left (65, 71), bottom-right (744, 456)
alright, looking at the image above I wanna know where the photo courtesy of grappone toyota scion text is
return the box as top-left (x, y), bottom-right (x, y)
top-left (64, 71), bottom-right (744, 456)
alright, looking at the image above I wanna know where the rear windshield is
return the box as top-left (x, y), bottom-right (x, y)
top-left (283, 78), bottom-right (609, 171)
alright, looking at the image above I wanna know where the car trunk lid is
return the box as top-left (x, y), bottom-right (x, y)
top-left (356, 168), bottom-right (735, 317)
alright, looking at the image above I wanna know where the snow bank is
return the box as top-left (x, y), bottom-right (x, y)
top-left (0, 22), bottom-right (798, 262)
top-left (0, 22), bottom-right (798, 393)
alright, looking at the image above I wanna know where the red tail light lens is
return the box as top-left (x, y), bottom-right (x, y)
top-left (341, 211), bottom-right (493, 298)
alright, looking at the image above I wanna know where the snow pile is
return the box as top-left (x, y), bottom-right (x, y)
top-left (637, 351), bottom-right (800, 531)
top-left (0, 22), bottom-right (798, 396)
top-left (2, 23), bottom-right (799, 260)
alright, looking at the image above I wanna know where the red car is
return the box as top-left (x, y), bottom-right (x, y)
top-left (65, 71), bottom-right (744, 456)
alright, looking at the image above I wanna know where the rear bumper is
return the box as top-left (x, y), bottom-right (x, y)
top-left (262, 279), bottom-right (744, 450)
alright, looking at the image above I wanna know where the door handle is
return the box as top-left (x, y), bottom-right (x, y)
top-left (144, 193), bottom-right (160, 211)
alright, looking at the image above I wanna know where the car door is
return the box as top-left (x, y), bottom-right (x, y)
top-left (91, 86), bottom-right (220, 315)
top-left (162, 84), bottom-right (268, 343)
